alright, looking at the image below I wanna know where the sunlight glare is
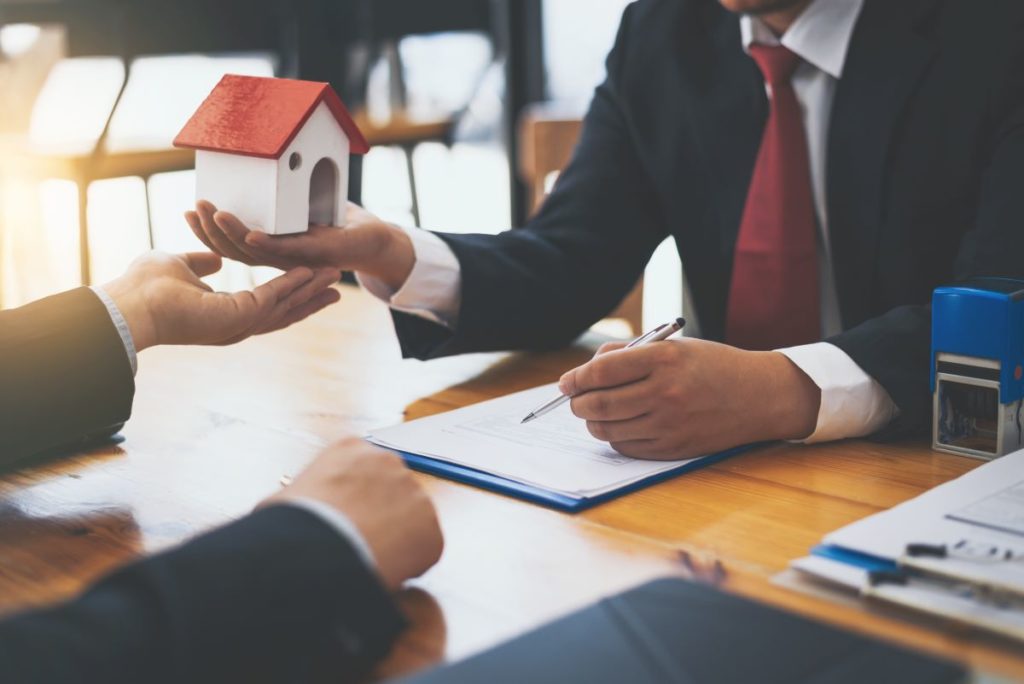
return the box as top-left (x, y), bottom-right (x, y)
top-left (28, 58), bottom-right (125, 154)
top-left (0, 24), bottom-right (41, 58)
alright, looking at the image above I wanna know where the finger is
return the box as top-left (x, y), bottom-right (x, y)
top-left (197, 200), bottom-right (256, 265)
top-left (258, 288), bottom-right (341, 335)
top-left (197, 266), bottom-right (317, 345)
top-left (252, 266), bottom-right (317, 308)
top-left (245, 226), bottom-right (336, 265)
top-left (247, 268), bottom-right (338, 335)
top-left (594, 341), bottom-right (628, 356)
top-left (282, 268), bottom-right (341, 310)
top-left (180, 251), bottom-right (223, 278)
top-left (585, 414), bottom-right (659, 443)
top-left (228, 266), bottom-right (315, 328)
top-left (569, 379), bottom-right (652, 421)
top-left (186, 211), bottom-right (218, 253)
top-left (247, 266), bottom-right (328, 330)
top-left (213, 211), bottom-right (291, 269)
top-left (607, 439), bottom-right (667, 460)
top-left (559, 346), bottom-right (657, 396)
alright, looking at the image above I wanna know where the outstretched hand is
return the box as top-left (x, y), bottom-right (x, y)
top-left (101, 251), bottom-right (342, 351)
top-left (185, 200), bottom-right (415, 292)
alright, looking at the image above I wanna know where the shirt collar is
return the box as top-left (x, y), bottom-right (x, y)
top-left (739, 0), bottom-right (865, 79)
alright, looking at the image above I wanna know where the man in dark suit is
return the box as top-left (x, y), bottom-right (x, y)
top-left (0, 251), bottom-right (444, 682)
top-left (190, 0), bottom-right (1024, 459)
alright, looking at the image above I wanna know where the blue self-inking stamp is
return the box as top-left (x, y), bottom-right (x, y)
top-left (932, 278), bottom-right (1024, 459)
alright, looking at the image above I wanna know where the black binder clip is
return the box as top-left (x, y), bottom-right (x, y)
top-left (905, 543), bottom-right (948, 559)
top-left (868, 569), bottom-right (909, 587)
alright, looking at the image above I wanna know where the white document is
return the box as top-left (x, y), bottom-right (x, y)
top-left (367, 383), bottom-right (703, 498)
top-left (821, 447), bottom-right (1024, 596)
top-left (949, 480), bottom-right (1024, 536)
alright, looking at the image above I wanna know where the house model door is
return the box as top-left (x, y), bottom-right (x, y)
top-left (308, 157), bottom-right (339, 226)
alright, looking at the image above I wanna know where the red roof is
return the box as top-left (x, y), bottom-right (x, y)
top-left (174, 75), bottom-right (369, 158)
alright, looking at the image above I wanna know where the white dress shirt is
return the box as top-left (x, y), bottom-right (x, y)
top-left (89, 286), bottom-right (377, 569)
top-left (360, 0), bottom-right (900, 445)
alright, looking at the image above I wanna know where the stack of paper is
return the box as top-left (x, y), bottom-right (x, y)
top-left (791, 448), bottom-right (1024, 640)
top-left (368, 383), bottom-right (715, 505)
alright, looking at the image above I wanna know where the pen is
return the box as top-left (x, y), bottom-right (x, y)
top-left (520, 316), bottom-right (686, 424)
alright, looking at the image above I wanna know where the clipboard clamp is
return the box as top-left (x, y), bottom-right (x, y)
top-left (867, 569), bottom-right (909, 587)
top-left (905, 543), bottom-right (948, 558)
top-left (904, 539), bottom-right (1019, 564)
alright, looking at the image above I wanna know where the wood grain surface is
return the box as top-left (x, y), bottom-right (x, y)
top-left (1, 284), bottom-right (1020, 679)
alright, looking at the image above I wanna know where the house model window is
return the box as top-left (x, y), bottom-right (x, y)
top-left (174, 74), bottom-right (369, 235)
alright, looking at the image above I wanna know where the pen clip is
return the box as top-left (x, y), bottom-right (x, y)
top-left (627, 324), bottom-right (669, 348)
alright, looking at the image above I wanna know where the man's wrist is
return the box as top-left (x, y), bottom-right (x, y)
top-left (776, 342), bottom-right (900, 443)
top-left (359, 223), bottom-right (415, 293)
top-left (90, 285), bottom-right (140, 375)
top-left (759, 351), bottom-right (821, 441)
top-left (357, 225), bottom-right (462, 328)
top-left (102, 276), bottom-right (158, 352)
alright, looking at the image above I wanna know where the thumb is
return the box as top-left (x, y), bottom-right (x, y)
top-left (181, 251), bottom-right (223, 278)
top-left (558, 365), bottom-right (581, 397)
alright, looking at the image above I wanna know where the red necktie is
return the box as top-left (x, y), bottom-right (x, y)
top-left (725, 44), bottom-right (819, 350)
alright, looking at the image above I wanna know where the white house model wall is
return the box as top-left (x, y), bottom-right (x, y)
top-left (194, 101), bottom-right (351, 236)
top-left (276, 102), bottom-right (350, 233)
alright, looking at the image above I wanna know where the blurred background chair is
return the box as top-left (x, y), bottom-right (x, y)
top-left (342, 0), bottom-right (498, 227)
top-left (292, 0), bottom-right (544, 230)
top-left (0, 0), bottom-right (681, 332)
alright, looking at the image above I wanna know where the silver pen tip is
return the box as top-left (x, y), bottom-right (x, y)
top-left (521, 414), bottom-right (536, 424)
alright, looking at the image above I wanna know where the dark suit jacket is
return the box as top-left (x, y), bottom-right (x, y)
top-left (0, 288), bottom-right (406, 682)
top-left (0, 287), bottom-right (135, 467)
top-left (392, 0), bottom-right (1024, 438)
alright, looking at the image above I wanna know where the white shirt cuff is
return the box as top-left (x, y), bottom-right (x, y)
top-left (280, 497), bottom-right (377, 571)
top-left (356, 226), bottom-right (462, 328)
top-left (89, 286), bottom-right (138, 375)
top-left (777, 342), bottom-right (899, 443)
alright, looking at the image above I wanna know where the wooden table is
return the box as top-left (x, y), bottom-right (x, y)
top-left (1, 284), bottom-right (1022, 679)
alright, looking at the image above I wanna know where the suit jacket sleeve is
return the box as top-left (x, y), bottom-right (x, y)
top-left (828, 30), bottom-right (1024, 439)
top-left (0, 504), bottom-right (407, 683)
top-left (390, 3), bottom-right (668, 360)
top-left (0, 287), bottom-right (136, 467)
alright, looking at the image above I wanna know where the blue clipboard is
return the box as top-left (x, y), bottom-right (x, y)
top-left (391, 443), bottom-right (757, 513)
top-left (810, 544), bottom-right (898, 572)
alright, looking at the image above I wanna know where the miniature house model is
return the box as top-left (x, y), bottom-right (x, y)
top-left (174, 74), bottom-right (369, 235)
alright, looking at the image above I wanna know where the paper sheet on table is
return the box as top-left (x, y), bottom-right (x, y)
top-left (367, 383), bottom-right (702, 498)
top-left (822, 447), bottom-right (1024, 594)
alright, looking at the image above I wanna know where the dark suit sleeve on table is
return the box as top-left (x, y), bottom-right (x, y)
top-left (0, 504), bottom-right (407, 684)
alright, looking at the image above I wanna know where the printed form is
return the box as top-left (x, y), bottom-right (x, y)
top-left (368, 383), bottom-right (701, 497)
top-left (820, 448), bottom-right (1024, 596)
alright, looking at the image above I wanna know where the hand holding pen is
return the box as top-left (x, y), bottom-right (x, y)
top-left (544, 317), bottom-right (822, 461)
top-left (521, 318), bottom-right (686, 424)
